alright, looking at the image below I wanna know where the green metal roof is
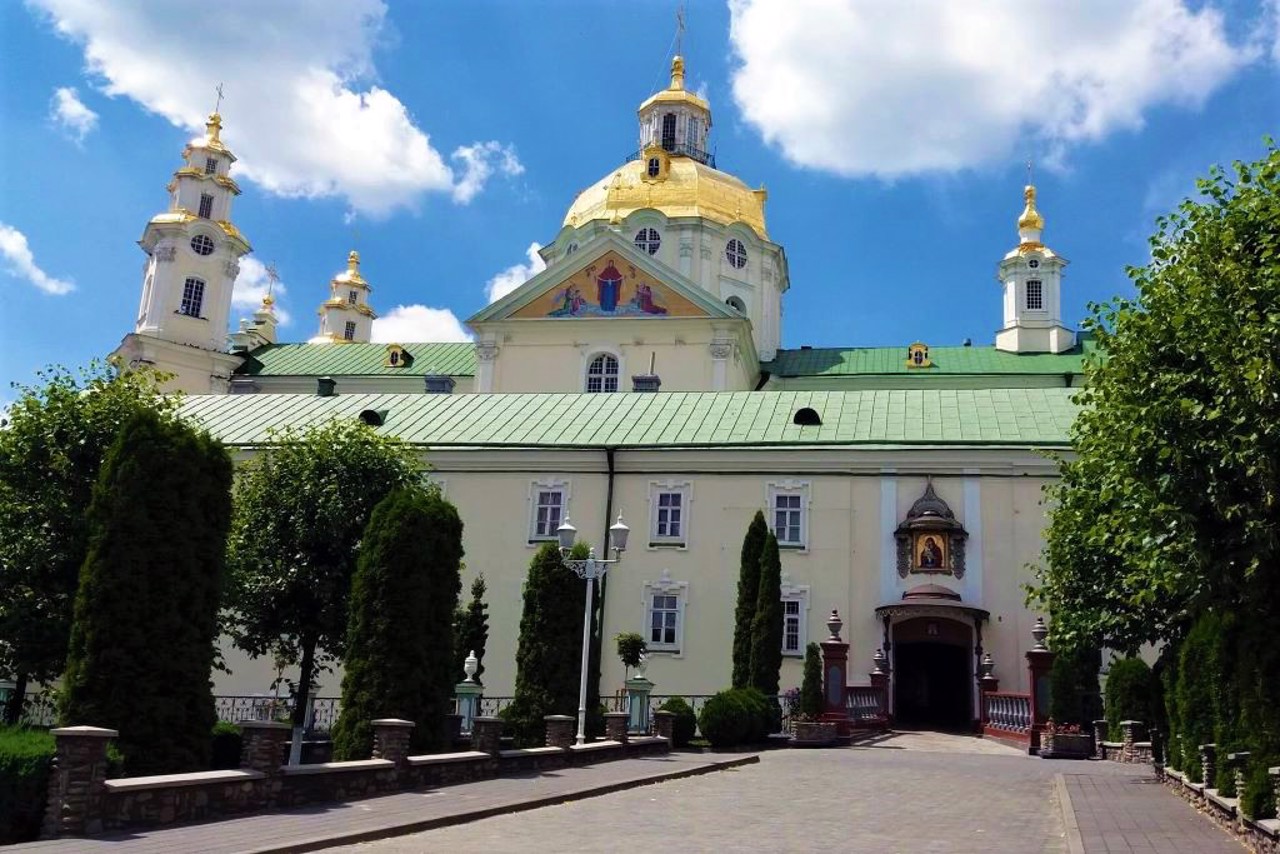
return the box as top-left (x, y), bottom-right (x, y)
top-left (182, 388), bottom-right (1079, 449)
top-left (237, 342), bottom-right (476, 377)
top-left (762, 335), bottom-right (1097, 378)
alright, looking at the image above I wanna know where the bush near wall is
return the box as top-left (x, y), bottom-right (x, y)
top-left (210, 721), bottom-right (242, 771)
top-left (697, 688), bottom-right (773, 749)
top-left (1105, 657), bottom-right (1156, 741)
top-left (0, 725), bottom-right (53, 844)
top-left (656, 697), bottom-right (696, 748)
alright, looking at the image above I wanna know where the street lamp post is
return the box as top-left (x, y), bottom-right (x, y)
top-left (557, 514), bottom-right (629, 746)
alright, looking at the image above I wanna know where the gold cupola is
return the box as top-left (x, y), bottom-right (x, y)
top-left (1017, 184), bottom-right (1046, 250)
top-left (313, 249), bottom-right (377, 344)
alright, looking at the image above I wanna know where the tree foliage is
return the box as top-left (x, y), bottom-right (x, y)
top-left (453, 574), bottom-right (489, 687)
top-left (61, 408), bottom-right (232, 775)
top-left (732, 511), bottom-right (768, 689)
top-left (749, 531), bottom-right (783, 698)
top-left (331, 486), bottom-right (463, 759)
top-left (504, 542), bottom-right (589, 747)
top-left (799, 642), bottom-right (824, 720)
top-left (224, 420), bottom-right (420, 736)
top-left (1034, 143), bottom-right (1280, 652)
top-left (0, 361), bottom-right (174, 722)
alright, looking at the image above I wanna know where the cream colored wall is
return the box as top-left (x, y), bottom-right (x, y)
top-left (478, 318), bottom-right (756, 393)
top-left (210, 447), bottom-right (1061, 710)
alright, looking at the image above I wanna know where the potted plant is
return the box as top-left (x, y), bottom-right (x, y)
top-left (1042, 719), bottom-right (1093, 759)
top-left (614, 632), bottom-right (648, 680)
top-left (791, 642), bottom-right (837, 747)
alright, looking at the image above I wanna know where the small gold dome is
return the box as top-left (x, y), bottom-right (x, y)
top-left (563, 157), bottom-right (768, 238)
top-left (1018, 184), bottom-right (1045, 231)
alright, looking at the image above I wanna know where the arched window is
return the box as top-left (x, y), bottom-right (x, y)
top-left (726, 296), bottom-right (746, 314)
top-left (586, 353), bottom-right (619, 393)
top-left (725, 239), bottom-right (747, 269)
top-left (634, 228), bottom-right (661, 255)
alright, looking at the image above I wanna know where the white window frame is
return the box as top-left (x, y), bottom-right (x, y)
top-left (648, 480), bottom-right (691, 549)
top-left (179, 277), bottom-right (205, 318)
top-left (198, 193), bottom-right (214, 219)
top-left (1025, 279), bottom-right (1044, 311)
top-left (780, 574), bottom-right (810, 657)
top-left (584, 352), bottom-right (620, 393)
top-left (642, 570), bottom-right (688, 656)
top-left (343, 321), bottom-right (357, 341)
top-left (766, 479), bottom-right (811, 550)
top-left (528, 478), bottom-right (570, 544)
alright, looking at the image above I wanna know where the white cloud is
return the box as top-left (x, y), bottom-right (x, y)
top-left (0, 223), bottom-right (74, 295)
top-left (372, 305), bottom-right (472, 343)
top-left (232, 257), bottom-right (291, 325)
top-left (49, 86), bottom-right (97, 142)
top-left (485, 242), bottom-right (546, 303)
top-left (32, 0), bottom-right (518, 215)
top-left (451, 141), bottom-right (524, 204)
top-left (728, 0), bottom-right (1256, 178)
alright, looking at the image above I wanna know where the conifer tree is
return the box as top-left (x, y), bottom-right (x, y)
top-left (732, 511), bottom-right (768, 688)
top-left (453, 574), bottom-right (489, 686)
top-left (749, 531), bottom-right (784, 698)
top-left (331, 486), bottom-right (463, 758)
top-left (505, 542), bottom-right (588, 746)
top-left (61, 409), bottom-right (232, 775)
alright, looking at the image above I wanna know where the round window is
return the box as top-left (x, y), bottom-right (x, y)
top-left (1028, 259), bottom-right (1040, 269)
top-left (634, 227), bottom-right (661, 255)
top-left (725, 239), bottom-right (747, 269)
top-left (190, 234), bottom-right (215, 256)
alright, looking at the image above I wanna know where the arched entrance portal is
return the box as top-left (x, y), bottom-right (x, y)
top-left (892, 617), bottom-right (972, 731)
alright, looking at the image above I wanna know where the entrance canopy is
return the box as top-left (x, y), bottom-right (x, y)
top-left (875, 584), bottom-right (990, 623)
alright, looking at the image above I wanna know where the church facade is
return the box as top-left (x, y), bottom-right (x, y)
top-left (115, 57), bottom-right (1087, 730)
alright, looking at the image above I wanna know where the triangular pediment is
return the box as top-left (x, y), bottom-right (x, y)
top-left (468, 234), bottom-right (740, 325)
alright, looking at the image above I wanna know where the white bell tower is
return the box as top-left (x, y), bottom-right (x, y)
top-left (994, 184), bottom-right (1074, 354)
top-left (114, 110), bottom-right (252, 392)
top-left (312, 250), bottom-right (376, 343)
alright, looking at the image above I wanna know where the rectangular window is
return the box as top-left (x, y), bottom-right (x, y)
top-left (783, 599), bottom-right (802, 654)
top-left (661, 113), bottom-right (677, 150)
top-left (179, 277), bottom-right (205, 317)
top-left (531, 488), bottom-right (565, 540)
top-left (198, 194), bottom-right (214, 219)
top-left (773, 493), bottom-right (803, 546)
top-left (343, 321), bottom-right (356, 341)
top-left (655, 492), bottom-right (682, 539)
top-left (648, 594), bottom-right (680, 649)
top-left (347, 290), bottom-right (358, 305)
top-left (204, 157), bottom-right (217, 175)
top-left (1026, 279), bottom-right (1043, 310)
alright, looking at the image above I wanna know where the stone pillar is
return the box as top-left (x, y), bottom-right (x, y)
top-left (471, 716), bottom-right (503, 755)
top-left (604, 712), bottom-right (630, 744)
top-left (1093, 720), bottom-right (1109, 760)
top-left (1120, 720), bottom-right (1146, 764)
top-left (371, 718), bottom-right (415, 765)
top-left (544, 715), bottom-right (575, 749)
top-left (1025, 617), bottom-right (1055, 754)
top-left (653, 710), bottom-right (675, 742)
top-left (820, 609), bottom-right (849, 717)
top-left (625, 675), bottom-right (654, 734)
top-left (1270, 767), bottom-right (1280, 813)
top-left (455, 680), bottom-right (483, 734)
top-left (1199, 743), bottom-right (1217, 787)
top-left (40, 726), bottom-right (116, 839)
top-left (239, 719), bottom-right (290, 774)
top-left (1226, 751), bottom-right (1250, 796)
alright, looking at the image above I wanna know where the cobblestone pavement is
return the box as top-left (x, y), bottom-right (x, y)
top-left (338, 734), bottom-right (1242, 854)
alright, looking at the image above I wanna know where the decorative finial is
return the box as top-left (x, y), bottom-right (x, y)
top-left (263, 262), bottom-right (279, 307)
top-left (676, 3), bottom-right (685, 56)
top-left (671, 55), bottom-right (685, 91)
top-left (348, 249), bottom-right (360, 271)
top-left (214, 83), bottom-right (225, 115)
top-left (1018, 182), bottom-right (1044, 233)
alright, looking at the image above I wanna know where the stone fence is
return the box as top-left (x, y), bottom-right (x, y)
top-left (42, 713), bottom-right (673, 840)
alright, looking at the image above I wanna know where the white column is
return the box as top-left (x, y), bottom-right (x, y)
top-left (476, 342), bottom-right (499, 393)
top-left (879, 472), bottom-right (897, 605)
top-left (962, 473), bottom-right (983, 604)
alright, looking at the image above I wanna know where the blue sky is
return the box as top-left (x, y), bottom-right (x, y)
top-left (2, 0), bottom-right (1278, 396)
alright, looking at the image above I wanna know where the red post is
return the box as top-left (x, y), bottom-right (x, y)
top-left (819, 610), bottom-right (851, 736)
top-left (1025, 617), bottom-right (1056, 754)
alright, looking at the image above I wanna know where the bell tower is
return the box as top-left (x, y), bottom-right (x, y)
top-left (994, 184), bottom-right (1074, 354)
top-left (313, 250), bottom-right (376, 343)
top-left (114, 109), bottom-right (252, 392)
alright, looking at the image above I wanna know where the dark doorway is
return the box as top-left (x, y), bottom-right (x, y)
top-left (893, 642), bottom-right (971, 731)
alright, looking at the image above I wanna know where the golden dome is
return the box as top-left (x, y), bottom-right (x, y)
top-left (1018, 184), bottom-right (1044, 231)
top-left (638, 55), bottom-right (710, 113)
top-left (563, 157), bottom-right (769, 238)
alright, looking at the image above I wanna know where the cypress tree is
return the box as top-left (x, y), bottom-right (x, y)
top-left (331, 487), bottom-right (464, 758)
top-left (506, 542), bottom-right (588, 746)
top-left (749, 531), bottom-right (783, 698)
top-left (453, 574), bottom-right (489, 686)
top-left (732, 511), bottom-right (768, 688)
top-left (799, 642), bottom-right (824, 719)
top-left (61, 409), bottom-right (232, 775)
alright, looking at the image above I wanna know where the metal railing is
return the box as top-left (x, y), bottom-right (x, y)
top-left (625, 144), bottom-right (716, 168)
top-left (984, 692), bottom-right (1032, 732)
top-left (212, 695), bottom-right (341, 736)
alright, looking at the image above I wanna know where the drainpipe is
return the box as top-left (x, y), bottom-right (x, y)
top-left (594, 447), bottom-right (618, 721)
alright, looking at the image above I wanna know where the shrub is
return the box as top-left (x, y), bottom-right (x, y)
top-left (728, 687), bottom-right (772, 743)
top-left (1241, 755), bottom-right (1277, 820)
top-left (1176, 612), bottom-right (1223, 783)
top-left (0, 726), bottom-right (54, 844)
top-left (1105, 657), bottom-right (1155, 740)
top-left (698, 690), bottom-right (750, 748)
top-left (210, 721), bottom-right (242, 771)
top-left (799, 643), bottom-right (824, 719)
top-left (1048, 646), bottom-right (1100, 727)
top-left (657, 697), bottom-right (696, 748)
